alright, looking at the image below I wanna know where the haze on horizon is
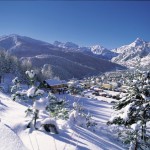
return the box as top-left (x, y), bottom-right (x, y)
top-left (0, 1), bottom-right (150, 49)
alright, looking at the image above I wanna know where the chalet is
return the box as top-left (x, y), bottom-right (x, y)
top-left (80, 82), bottom-right (91, 89)
top-left (101, 83), bottom-right (112, 90)
top-left (42, 79), bottom-right (68, 94)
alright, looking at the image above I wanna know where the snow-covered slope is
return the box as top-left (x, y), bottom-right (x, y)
top-left (0, 91), bottom-right (125, 150)
top-left (0, 123), bottom-right (26, 150)
top-left (0, 34), bottom-right (50, 53)
top-left (111, 38), bottom-right (150, 68)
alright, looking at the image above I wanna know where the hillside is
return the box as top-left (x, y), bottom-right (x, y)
top-left (0, 91), bottom-right (125, 150)
top-left (0, 34), bottom-right (125, 79)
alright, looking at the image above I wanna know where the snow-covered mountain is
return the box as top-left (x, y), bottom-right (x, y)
top-left (111, 38), bottom-right (150, 68)
top-left (54, 41), bottom-right (118, 60)
top-left (54, 41), bottom-right (91, 53)
top-left (54, 41), bottom-right (79, 50)
top-left (0, 34), bottom-right (125, 79)
top-left (0, 34), bottom-right (50, 52)
top-left (90, 45), bottom-right (118, 60)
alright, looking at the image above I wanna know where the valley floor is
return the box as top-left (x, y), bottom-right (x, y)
top-left (0, 92), bottom-right (126, 150)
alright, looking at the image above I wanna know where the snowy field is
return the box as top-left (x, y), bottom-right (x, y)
top-left (0, 91), bottom-right (126, 150)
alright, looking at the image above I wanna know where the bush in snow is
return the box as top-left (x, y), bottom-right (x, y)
top-left (68, 81), bottom-right (84, 95)
top-left (46, 93), bottom-right (69, 120)
top-left (108, 70), bottom-right (150, 149)
top-left (69, 102), bottom-right (97, 130)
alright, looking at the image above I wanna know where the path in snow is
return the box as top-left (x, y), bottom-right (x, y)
top-left (57, 94), bottom-right (126, 150)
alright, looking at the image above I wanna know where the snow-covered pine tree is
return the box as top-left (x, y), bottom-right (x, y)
top-left (11, 77), bottom-right (24, 101)
top-left (25, 70), bottom-right (36, 86)
top-left (25, 70), bottom-right (45, 128)
top-left (11, 70), bottom-right (44, 129)
top-left (11, 77), bottom-right (20, 92)
top-left (108, 70), bottom-right (150, 150)
top-left (46, 93), bottom-right (69, 120)
top-left (10, 70), bottom-right (62, 133)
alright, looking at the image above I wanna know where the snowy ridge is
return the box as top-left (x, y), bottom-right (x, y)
top-left (0, 34), bottom-right (22, 51)
top-left (90, 45), bottom-right (118, 59)
top-left (0, 34), bottom-right (51, 53)
top-left (111, 38), bottom-right (150, 68)
top-left (0, 34), bottom-right (21, 44)
top-left (54, 41), bottom-right (79, 49)
top-left (91, 45), bottom-right (108, 54)
top-left (11, 35), bottom-right (22, 47)
top-left (54, 40), bottom-right (118, 60)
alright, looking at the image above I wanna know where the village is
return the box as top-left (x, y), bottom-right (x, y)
top-left (0, 69), bottom-right (143, 102)
top-left (0, 66), bottom-right (149, 150)
top-left (36, 69), bottom-right (130, 100)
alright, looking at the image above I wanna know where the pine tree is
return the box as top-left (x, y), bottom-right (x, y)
top-left (108, 70), bottom-right (150, 149)
top-left (46, 93), bottom-right (69, 120)
top-left (11, 77), bottom-right (24, 101)
top-left (25, 70), bottom-right (45, 129)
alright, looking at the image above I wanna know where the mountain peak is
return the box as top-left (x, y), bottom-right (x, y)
top-left (91, 45), bottom-right (106, 51)
top-left (53, 41), bottom-right (62, 46)
top-left (112, 37), bottom-right (150, 68)
top-left (129, 37), bottom-right (145, 47)
top-left (134, 37), bottom-right (144, 43)
top-left (9, 34), bottom-right (19, 37)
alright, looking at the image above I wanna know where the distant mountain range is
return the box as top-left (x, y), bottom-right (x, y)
top-left (54, 38), bottom-right (150, 68)
top-left (0, 34), bottom-right (125, 79)
top-left (53, 41), bottom-right (118, 60)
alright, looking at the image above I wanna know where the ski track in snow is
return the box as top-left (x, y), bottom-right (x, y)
top-left (0, 92), bottom-right (126, 150)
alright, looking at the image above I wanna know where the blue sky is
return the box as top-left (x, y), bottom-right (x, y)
top-left (0, 1), bottom-right (150, 49)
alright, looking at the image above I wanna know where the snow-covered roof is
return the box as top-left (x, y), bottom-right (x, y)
top-left (45, 79), bottom-right (67, 86)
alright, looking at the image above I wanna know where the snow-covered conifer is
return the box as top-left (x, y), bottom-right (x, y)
top-left (11, 77), bottom-right (24, 101)
top-left (46, 93), bottom-right (69, 120)
top-left (108, 70), bottom-right (150, 149)
top-left (25, 70), bottom-right (36, 85)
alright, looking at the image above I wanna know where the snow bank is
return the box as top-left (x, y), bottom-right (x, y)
top-left (131, 123), bottom-right (140, 131)
top-left (0, 123), bottom-right (27, 150)
top-left (41, 118), bottom-right (57, 126)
